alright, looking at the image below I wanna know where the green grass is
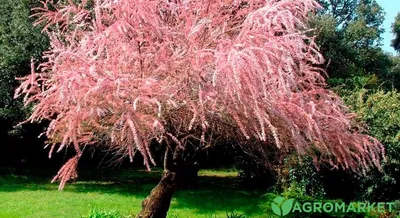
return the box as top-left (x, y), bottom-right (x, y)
top-left (0, 168), bottom-right (268, 218)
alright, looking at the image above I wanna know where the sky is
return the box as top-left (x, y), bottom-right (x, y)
top-left (376, 0), bottom-right (399, 54)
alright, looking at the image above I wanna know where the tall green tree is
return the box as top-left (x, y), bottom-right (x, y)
top-left (317, 0), bottom-right (357, 27)
top-left (0, 0), bottom-right (48, 124)
top-left (0, 0), bottom-right (48, 166)
top-left (312, 0), bottom-right (390, 86)
top-left (392, 13), bottom-right (400, 53)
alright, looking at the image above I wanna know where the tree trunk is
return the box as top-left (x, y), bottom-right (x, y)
top-left (137, 140), bottom-right (201, 218)
top-left (136, 169), bottom-right (179, 218)
top-left (137, 146), bottom-right (182, 218)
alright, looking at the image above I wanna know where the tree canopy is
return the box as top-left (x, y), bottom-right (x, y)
top-left (392, 12), bottom-right (400, 53)
top-left (15, 0), bottom-right (384, 191)
top-left (311, 0), bottom-right (390, 82)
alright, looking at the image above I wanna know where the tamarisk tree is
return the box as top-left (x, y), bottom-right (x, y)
top-left (15, 0), bottom-right (384, 217)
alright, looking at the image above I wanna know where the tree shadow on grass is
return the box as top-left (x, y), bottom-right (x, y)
top-left (0, 168), bottom-right (267, 217)
top-left (173, 187), bottom-right (265, 217)
top-left (0, 168), bottom-right (159, 196)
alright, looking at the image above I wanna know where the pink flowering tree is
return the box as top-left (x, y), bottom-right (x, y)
top-left (16, 0), bottom-right (384, 217)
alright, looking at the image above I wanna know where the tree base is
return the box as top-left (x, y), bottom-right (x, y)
top-left (137, 170), bottom-right (178, 218)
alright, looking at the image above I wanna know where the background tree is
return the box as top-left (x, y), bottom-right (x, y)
top-left (0, 0), bottom-right (47, 122)
top-left (15, 0), bottom-right (385, 217)
top-left (392, 12), bottom-right (400, 53)
top-left (0, 0), bottom-right (48, 167)
top-left (317, 0), bottom-right (358, 27)
top-left (311, 0), bottom-right (390, 85)
top-left (379, 55), bottom-right (400, 90)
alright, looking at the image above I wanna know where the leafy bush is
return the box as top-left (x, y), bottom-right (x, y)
top-left (276, 155), bottom-right (326, 198)
top-left (342, 88), bottom-right (400, 201)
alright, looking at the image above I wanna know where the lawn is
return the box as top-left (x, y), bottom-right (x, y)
top-left (0, 168), bottom-right (269, 218)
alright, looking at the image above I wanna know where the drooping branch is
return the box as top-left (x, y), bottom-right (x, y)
top-left (51, 154), bottom-right (80, 190)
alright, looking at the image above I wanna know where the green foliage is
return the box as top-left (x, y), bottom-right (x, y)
top-left (344, 0), bottom-right (384, 48)
top-left (281, 156), bottom-right (326, 198)
top-left (343, 89), bottom-right (400, 153)
top-left (316, 0), bottom-right (358, 27)
top-left (310, 0), bottom-right (390, 84)
top-left (0, 0), bottom-right (48, 122)
top-left (329, 74), bottom-right (380, 91)
top-left (269, 153), bottom-right (326, 199)
top-left (386, 55), bottom-right (400, 90)
top-left (342, 88), bottom-right (400, 201)
top-left (391, 13), bottom-right (400, 52)
top-left (0, 0), bottom-right (49, 165)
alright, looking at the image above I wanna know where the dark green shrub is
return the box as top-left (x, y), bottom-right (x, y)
top-left (277, 155), bottom-right (326, 198)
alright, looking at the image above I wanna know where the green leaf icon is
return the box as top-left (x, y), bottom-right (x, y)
top-left (271, 202), bottom-right (282, 216)
top-left (281, 199), bottom-right (294, 216)
top-left (271, 196), bottom-right (295, 216)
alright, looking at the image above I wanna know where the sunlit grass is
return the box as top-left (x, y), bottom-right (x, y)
top-left (0, 168), bottom-right (268, 218)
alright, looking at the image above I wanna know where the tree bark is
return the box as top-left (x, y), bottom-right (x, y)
top-left (137, 146), bottom-right (182, 218)
top-left (137, 139), bottom-right (201, 218)
top-left (136, 169), bottom-right (179, 218)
